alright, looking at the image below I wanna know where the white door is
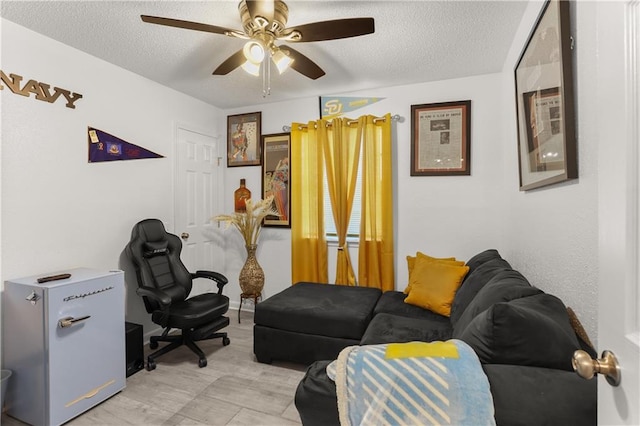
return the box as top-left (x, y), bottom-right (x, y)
top-left (175, 126), bottom-right (224, 295)
top-left (596, 1), bottom-right (640, 424)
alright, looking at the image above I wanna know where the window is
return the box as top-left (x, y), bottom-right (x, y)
top-left (323, 160), bottom-right (363, 238)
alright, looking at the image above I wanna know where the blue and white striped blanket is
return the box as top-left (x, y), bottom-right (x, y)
top-left (327, 340), bottom-right (495, 426)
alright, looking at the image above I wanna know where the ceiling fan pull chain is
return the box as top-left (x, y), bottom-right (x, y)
top-left (262, 51), bottom-right (272, 97)
top-left (262, 59), bottom-right (267, 97)
top-left (267, 55), bottom-right (271, 95)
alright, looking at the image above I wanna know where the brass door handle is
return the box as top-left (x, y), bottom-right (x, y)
top-left (572, 349), bottom-right (621, 386)
top-left (58, 315), bottom-right (91, 328)
top-left (181, 232), bottom-right (189, 240)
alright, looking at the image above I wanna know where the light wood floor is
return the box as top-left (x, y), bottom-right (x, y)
top-left (2, 311), bottom-right (308, 425)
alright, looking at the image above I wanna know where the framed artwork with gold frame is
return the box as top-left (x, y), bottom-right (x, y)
top-left (261, 133), bottom-right (290, 227)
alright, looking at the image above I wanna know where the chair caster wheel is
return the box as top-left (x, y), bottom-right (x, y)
top-left (149, 341), bottom-right (159, 350)
top-left (146, 359), bottom-right (156, 371)
top-left (198, 358), bottom-right (207, 368)
top-left (223, 337), bottom-right (231, 346)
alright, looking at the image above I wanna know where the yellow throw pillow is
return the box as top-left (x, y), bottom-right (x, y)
top-left (417, 251), bottom-right (462, 263)
top-left (404, 258), bottom-right (469, 317)
top-left (404, 252), bottom-right (464, 294)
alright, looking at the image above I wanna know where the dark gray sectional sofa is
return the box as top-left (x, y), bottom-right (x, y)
top-left (257, 249), bottom-right (597, 425)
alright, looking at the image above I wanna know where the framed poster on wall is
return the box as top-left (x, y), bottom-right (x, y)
top-left (227, 112), bottom-right (261, 167)
top-left (514, 0), bottom-right (577, 191)
top-left (261, 133), bottom-right (290, 227)
top-left (410, 100), bottom-right (471, 176)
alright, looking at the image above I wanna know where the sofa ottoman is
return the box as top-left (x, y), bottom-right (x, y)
top-left (253, 282), bottom-right (382, 364)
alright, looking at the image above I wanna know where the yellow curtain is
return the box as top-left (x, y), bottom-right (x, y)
top-left (291, 122), bottom-right (328, 284)
top-left (321, 118), bottom-right (362, 285)
top-left (358, 113), bottom-right (395, 291)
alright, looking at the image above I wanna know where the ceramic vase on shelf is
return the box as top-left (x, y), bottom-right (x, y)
top-left (238, 244), bottom-right (264, 297)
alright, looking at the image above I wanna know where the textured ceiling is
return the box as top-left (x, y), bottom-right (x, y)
top-left (1, 1), bottom-right (528, 110)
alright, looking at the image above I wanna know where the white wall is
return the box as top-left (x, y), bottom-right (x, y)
top-left (499, 0), bottom-right (598, 343)
top-left (1, 19), bottom-right (221, 335)
top-left (218, 73), bottom-right (508, 305)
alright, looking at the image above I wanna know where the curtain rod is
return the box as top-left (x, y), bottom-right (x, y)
top-left (281, 114), bottom-right (404, 133)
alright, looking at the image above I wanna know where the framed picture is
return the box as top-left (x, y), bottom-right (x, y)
top-left (261, 133), bottom-right (290, 227)
top-left (227, 112), bottom-right (261, 167)
top-left (514, 0), bottom-right (577, 191)
top-left (410, 100), bottom-right (471, 176)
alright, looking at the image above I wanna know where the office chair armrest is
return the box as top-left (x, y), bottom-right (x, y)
top-left (192, 270), bottom-right (229, 294)
top-left (136, 286), bottom-right (172, 307)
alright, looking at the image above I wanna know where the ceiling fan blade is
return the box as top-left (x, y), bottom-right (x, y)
top-left (282, 18), bottom-right (374, 42)
top-left (141, 15), bottom-right (235, 36)
top-left (213, 50), bottom-right (247, 75)
top-left (283, 47), bottom-right (325, 80)
top-left (245, 0), bottom-right (274, 25)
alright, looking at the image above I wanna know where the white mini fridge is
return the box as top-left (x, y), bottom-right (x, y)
top-left (3, 268), bottom-right (126, 425)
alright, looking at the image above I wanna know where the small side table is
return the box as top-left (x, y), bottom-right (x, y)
top-left (238, 292), bottom-right (262, 323)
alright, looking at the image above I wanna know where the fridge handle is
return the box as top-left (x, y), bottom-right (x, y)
top-left (58, 315), bottom-right (91, 328)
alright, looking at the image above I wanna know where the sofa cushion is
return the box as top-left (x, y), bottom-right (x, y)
top-left (404, 259), bottom-right (469, 316)
top-left (452, 269), bottom-right (542, 337)
top-left (463, 249), bottom-right (503, 277)
top-left (360, 313), bottom-right (453, 345)
top-left (449, 257), bottom-right (512, 327)
top-left (483, 364), bottom-right (596, 426)
top-left (374, 291), bottom-right (447, 320)
top-left (458, 293), bottom-right (581, 371)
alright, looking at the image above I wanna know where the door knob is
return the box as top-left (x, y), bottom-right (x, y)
top-left (181, 232), bottom-right (189, 240)
top-left (572, 349), bottom-right (621, 386)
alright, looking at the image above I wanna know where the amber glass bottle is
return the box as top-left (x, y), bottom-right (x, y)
top-left (234, 178), bottom-right (251, 212)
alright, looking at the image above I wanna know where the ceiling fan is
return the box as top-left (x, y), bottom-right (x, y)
top-left (141, 0), bottom-right (375, 81)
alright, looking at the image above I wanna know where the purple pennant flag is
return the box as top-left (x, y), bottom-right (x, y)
top-left (88, 127), bottom-right (164, 163)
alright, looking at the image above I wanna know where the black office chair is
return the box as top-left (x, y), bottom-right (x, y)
top-left (125, 219), bottom-right (230, 370)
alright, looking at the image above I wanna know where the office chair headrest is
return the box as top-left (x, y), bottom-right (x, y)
top-left (130, 219), bottom-right (173, 258)
top-left (132, 219), bottom-right (166, 241)
top-left (144, 241), bottom-right (169, 258)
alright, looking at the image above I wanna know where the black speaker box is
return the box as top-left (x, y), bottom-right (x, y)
top-left (125, 322), bottom-right (144, 377)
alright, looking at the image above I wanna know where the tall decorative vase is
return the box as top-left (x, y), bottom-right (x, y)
top-left (239, 244), bottom-right (264, 296)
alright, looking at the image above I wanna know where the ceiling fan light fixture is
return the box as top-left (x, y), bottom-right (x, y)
top-left (142, 0), bottom-right (375, 90)
top-left (241, 60), bottom-right (261, 76)
top-left (272, 48), bottom-right (294, 74)
top-left (243, 40), bottom-right (265, 64)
